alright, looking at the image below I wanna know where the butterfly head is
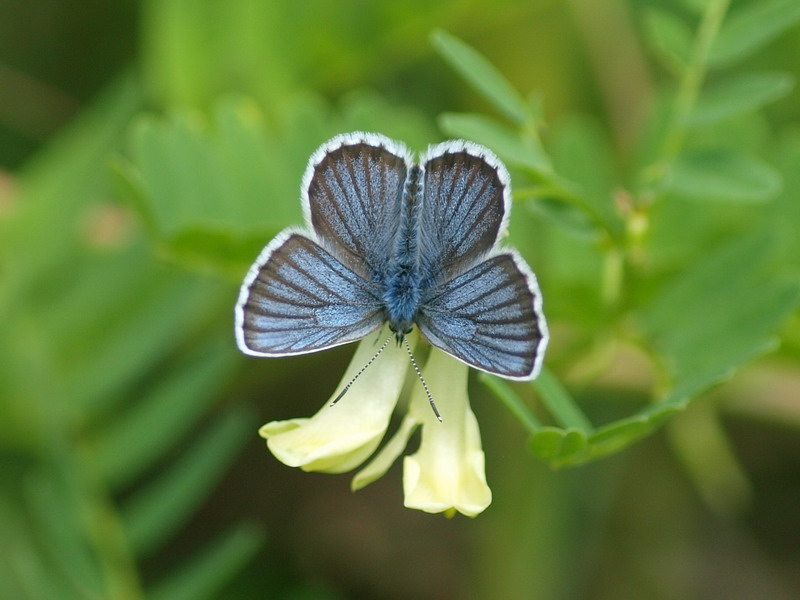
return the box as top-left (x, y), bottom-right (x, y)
top-left (390, 321), bottom-right (413, 345)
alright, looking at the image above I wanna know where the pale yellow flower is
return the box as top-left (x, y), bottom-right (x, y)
top-left (259, 327), bottom-right (407, 474)
top-left (261, 328), bottom-right (492, 516)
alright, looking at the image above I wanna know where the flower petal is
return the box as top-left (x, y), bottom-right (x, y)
top-left (259, 327), bottom-right (408, 474)
top-left (402, 349), bottom-right (492, 517)
top-left (352, 414), bottom-right (419, 490)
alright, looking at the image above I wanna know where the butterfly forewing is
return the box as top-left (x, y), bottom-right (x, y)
top-left (236, 232), bottom-right (385, 356)
top-left (418, 143), bottom-right (509, 286)
top-left (417, 253), bottom-right (547, 379)
top-left (304, 133), bottom-right (411, 282)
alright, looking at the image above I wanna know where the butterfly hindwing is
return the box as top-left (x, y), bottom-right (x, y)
top-left (417, 252), bottom-right (547, 379)
top-left (235, 231), bottom-right (385, 356)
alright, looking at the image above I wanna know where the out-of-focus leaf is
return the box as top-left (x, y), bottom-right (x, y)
top-left (642, 8), bottom-right (692, 73)
top-left (549, 117), bottom-right (622, 236)
top-left (24, 471), bottom-right (104, 595)
top-left (124, 94), bottom-right (433, 274)
top-left (669, 149), bottom-right (782, 203)
top-left (431, 29), bottom-right (531, 125)
top-left (667, 404), bottom-right (752, 516)
top-left (710, 0), bottom-right (800, 67)
top-left (140, 0), bottom-right (295, 108)
top-left (0, 495), bottom-right (92, 600)
top-left (91, 334), bottom-right (238, 489)
top-left (147, 523), bottom-right (263, 600)
top-left (59, 266), bottom-right (225, 418)
top-left (438, 112), bottom-right (551, 173)
top-left (479, 374), bottom-right (542, 433)
top-left (642, 231), bottom-right (772, 341)
top-left (338, 89), bottom-right (436, 152)
top-left (162, 227), bottom-right (275, 275)
top-left (769, 129), bottom-right (800, 262)
top-left (678, 0), bottom-right (711, 14)
top-left (128, 99), bottom-right (302, 239)
top-left (527, 196), bottom-right (600, 240)
top-left (122, 408), bottom-right (252, 557)
top-left (0, 498), bottom-right (86, 600)
top-left (641, 230), bottom-right (800, 400)
top-left (532, 368), bottom-right (594, 433)
top-left (687, 72), bottom-right (794, 126)
top-left (0, 75), bottom-right (142, 318)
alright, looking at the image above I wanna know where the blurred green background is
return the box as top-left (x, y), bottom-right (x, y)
top-left (1, 0), bottom-right (799, 598)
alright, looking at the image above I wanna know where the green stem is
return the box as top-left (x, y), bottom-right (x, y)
top-left (639, 0), bottom-right (731, 203)
top-left (479, 373), bottom-right (542, 435)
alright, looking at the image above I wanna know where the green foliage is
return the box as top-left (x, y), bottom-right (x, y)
top-left (3, 0), bottom-right (800, 598)
top-left (0, 77), bottom-right (262, 598)
top-left (431, 5), bottom-right (800, 469)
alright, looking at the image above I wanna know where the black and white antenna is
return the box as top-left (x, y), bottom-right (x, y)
top-left (403, 337), bottom-right (441, 422)
top-left (329, 333), bottom-right (442, 421)
top-left (330, 335), bottom-right (393, 406)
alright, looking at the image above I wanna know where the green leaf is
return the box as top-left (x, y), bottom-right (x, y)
top-left (667, 403), bottom-right (752, 516)
top-left (128, 98), bottom-right (303, 240)
top-left (526, 398), bottom-right (689, 468)
top-left (162, 226), bottom-right (276, 276)
top-left (549, 117), bottom-right (622, 236)
top-left (529, 427), bottom-right (588, 463)
top-left (641, 230), bottom-right (800, 400)
top-left (90, 335), bottom-right (238, 489)
top-left (562, 401), bottom-right (686, 466)
top-left (23, 471), bottom-right (104, 595)
top-left (147, 524), bottom-right (263, 600)
top-left (710, 0), bottom-right (800, 67)
top-left (122, 408), bottom-right (252, 557)
top-left (141, 0), bottom-right (295, 108)
top-left (0, 75), bottom-right (142, 319)
top-left (0, 499), bottom-right (84, 600)
top-left (769, 129), bottom-right (800, 263)
top-left (642, 8), bottom-right (692, 73)
top-left (527, 195), bottom-right (601, 240)
top-left (532, 368), bottom-right (594, 433)
top-left (687, 72), bottom-right (794, 126)
top-left (439, 112), bottom-right (551, 173)
top-left (58, 265), bottom-right (226, 417)
top-left (669, 149), bottom-right (782, 203)
top-left (678, 0), bottom-right (712, 14)
top-left (431, 29), bottom-right (531, 125)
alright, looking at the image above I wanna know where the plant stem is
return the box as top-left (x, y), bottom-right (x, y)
top-left (639, 0), bottom-right (731, 204)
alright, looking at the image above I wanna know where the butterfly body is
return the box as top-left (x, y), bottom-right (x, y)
top-left (384, 164), bottom-right (424, 338)
top-left (236, 132), bottom-right (548, 380)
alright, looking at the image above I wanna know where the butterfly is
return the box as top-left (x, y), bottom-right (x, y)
top-left (235, 132), bottom-right (548, 382)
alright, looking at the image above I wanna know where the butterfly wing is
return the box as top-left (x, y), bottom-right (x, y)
top-left (417, 141), bottom-right (509, 287)
top-left (235, 231), bottom-right (385, 356)
top-left (303, 132), bottom-right (412, 283)
top-left (417, 252), bottom-right (548, 379)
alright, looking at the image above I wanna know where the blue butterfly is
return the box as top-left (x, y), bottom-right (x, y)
top-left (235, 132), bottom-right (548, 381)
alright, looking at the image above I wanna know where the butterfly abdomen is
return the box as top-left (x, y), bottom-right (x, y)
top-left (384, 164), bottom-right (424, 336)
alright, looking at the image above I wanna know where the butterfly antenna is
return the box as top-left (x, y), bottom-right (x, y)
top-left (403, 337), bottom-right (442, 422)
top-left (330, 335), bottom-right (392, 406)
